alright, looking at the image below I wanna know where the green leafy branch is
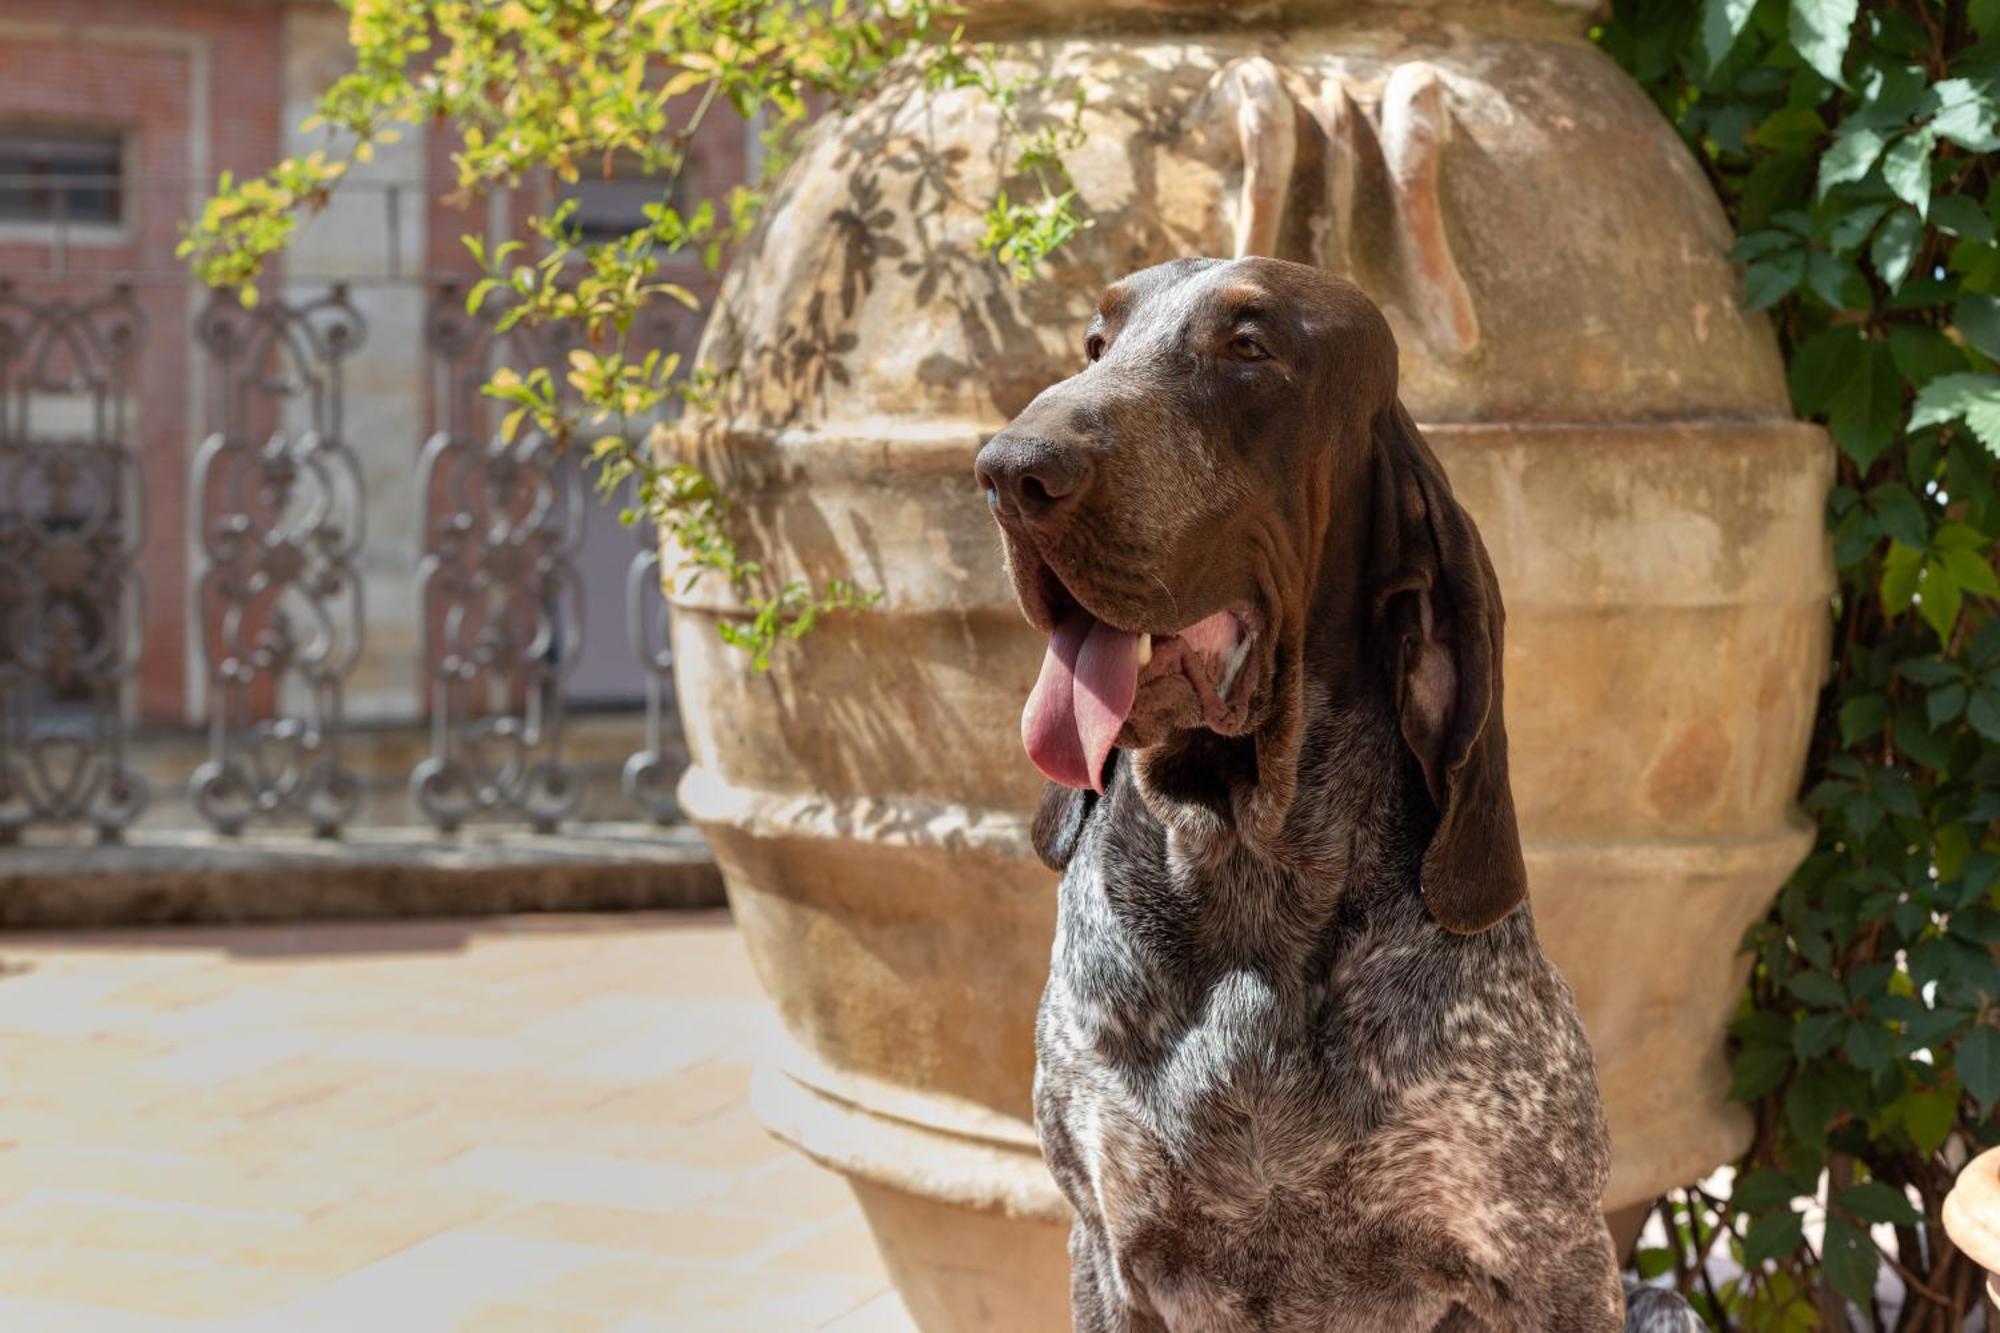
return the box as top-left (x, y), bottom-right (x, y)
top-left (179, 0), bottom-right (1086, 669)
top-left (916, 42), bottom-right (1093, 279)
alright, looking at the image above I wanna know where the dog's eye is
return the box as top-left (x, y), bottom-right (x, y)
top-left (1084, 334), bottom-right (1106, 363)
top-left (1227, 335), bottom-right (1269, 362)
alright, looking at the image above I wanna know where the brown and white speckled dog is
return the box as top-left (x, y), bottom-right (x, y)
top-left (975, 257), bottom-right (1703, 1332)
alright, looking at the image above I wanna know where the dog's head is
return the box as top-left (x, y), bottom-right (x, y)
top-left (977, 256), bottom-right (1523, 933)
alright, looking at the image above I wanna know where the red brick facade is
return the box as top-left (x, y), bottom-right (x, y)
top-left (0, 2), bottom-right (284, 724)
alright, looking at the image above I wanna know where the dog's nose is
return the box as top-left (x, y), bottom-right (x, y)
top-left (975, 433), bottom-right (1086, 521)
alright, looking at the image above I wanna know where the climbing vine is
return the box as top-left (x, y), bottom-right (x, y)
top-left (1597, 0), bottom-right (2000, 1327)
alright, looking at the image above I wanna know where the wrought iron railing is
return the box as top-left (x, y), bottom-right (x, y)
top-left (412, 292), bottom-right (587, 834)
top-left (189, 288), bottom-right (369, 837)
top-left (0, 274), bottom-right (690, 843)
top-left (0, 283), bottom-right (149, 841)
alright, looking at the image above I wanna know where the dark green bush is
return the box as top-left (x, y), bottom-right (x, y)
top-left (1596, 1), bottom-right (2000, 1326)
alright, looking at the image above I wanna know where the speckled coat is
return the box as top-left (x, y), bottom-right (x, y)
top-left (1033, 709), bottom-right (1623, 1331)
top-left (976, 259), bottom-right (1703, 1331)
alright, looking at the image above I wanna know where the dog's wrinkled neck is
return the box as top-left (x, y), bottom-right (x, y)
top-left (1122, 675), bottom-right (1424, 929)
top-left (1129, 455), bottom-right (1418, 878)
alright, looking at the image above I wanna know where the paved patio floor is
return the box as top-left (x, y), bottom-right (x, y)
top-left (0, 910), bottom-right (917, 1331)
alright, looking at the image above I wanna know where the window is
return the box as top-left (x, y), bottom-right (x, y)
top-left (558, 150), bottom-right (681, 245)
top-left (0, 127), bottom-right (124, 228)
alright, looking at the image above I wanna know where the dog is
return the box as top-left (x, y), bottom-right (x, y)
top-left (975, 258), bottom-right (1703, 1331)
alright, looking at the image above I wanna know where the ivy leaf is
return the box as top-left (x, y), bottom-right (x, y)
top-left (1906, 1003), bottom-right (1972, 1049)
top-left (1956, 292), bottom-right (2000, 363)
top-left (1730, 1043), bottom-right (1794, 1100)
top-left (1959, 238), bottom-right (2000, 293)
top-left (1868, 483), bottom-right (1930, 548)
top-left (1837, 1180), bottom-right (1922, 1225)
top-left (1796, 1009), bottom-right (1849, 1057)
top-left (1876, 772), bottom-right (1922, 817)
top-left (1871, 208), bottom-right (1922, 289)
top-left (1936, 521), bottom-right (1992, 552)
top-left (1895, 1082), bottom-right (1960, 1154)
top-left (1892, 275), bottom-right (1958, 311)
top-left (1932, 193), bottom-right (1997, 245)
top-left (1821, 1218), bottom-right (1880, 1309)
top-left (1790, 327), bottom-right (1863, 413)
top-left (1871, 9), bottom-right (1932, 57)
top-left (1741, 152), bottom-right (1816, 230)
top-left (1746, 248), bottom-right (1808, 309)
top-left (1928, 75), bottom-right (2000, 152)
top-left (1880, 542), bottom-right (1923, 615)
top-left (1929, 681), bottom-right (1969, 727)
top-left (1969, 690), bottom-right (2000, 741)
top-left (1882, 126), bottom-right (1937, 215)
top-left (1734, 228), bottom-right (1805, 262)
top-left (1634, 1246), bottom-right (1675, 1280)
top-left (1960, 1023), bottom-right (2000, 1113)
top-left (1827, 339), bottom-right (1905, 464)
top-left (1735, 1168), bottom-right (1807, 1212)
top-left (1940, 544), bottom-right (2000, 600)
top-left (1900, 656), bottom-right (1963, 686)
top-left (1911, 373), bottom-right (2000, 455)
top-left (1855, 61), bottom-right (1931, 126)
top-left (1807, 251), bottom-right (1868, 309)
top-left (1817, 126), bottom-right (1885, 198)
top-left (1920, 554), bottom-right (1966, 642)
top-left (1896, 699), bottom-right (1955, 767)
top-left (1953, 902), bottom-right (2000, 943)
top-left (1888, 325), bottom-right (1970, 387)
top-left (1789, 0), bottom-right (1860, 86)
top-left (1703, 0), bottom-right (1759, 68)
top-left (1755, 108), bottom-right (1828, 153)
top-left (1838, 693), bottom-right (1886, 743)
top-left (1843, 1019), bottom-right (1894, 1072)
top-left (1745, 1208), bottom-right (1806, 1266)
top-left (1789, 970), bottom-right (1849, 1008)
top-left (1831, 202), bottom-right (1893, 255)
top-left (1833, 503), bottom-right (1877, 568)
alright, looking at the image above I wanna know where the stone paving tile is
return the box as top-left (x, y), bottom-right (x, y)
top-left (828, 1292), bottom-right (938, 1333)
top-left (0, 911), bottom-right (918, 1331)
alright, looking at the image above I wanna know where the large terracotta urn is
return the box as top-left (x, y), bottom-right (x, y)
top-left (665, 2), bottom-right (1833, 1326)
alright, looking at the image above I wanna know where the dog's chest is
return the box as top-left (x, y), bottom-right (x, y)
top-left (1032, 829), bottom-right (1599, 1327)
top-left (1035, 845), bottom-right (1417, 1221)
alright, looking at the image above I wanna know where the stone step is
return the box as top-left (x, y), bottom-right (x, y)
top-left (0, 823), bottom-right (723, 929)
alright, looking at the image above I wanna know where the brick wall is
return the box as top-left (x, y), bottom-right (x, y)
top-left (0, 0), bottom-right (284, 726)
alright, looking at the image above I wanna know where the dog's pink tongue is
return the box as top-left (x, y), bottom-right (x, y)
top-left (1022, 606), bottom-right (1140, 793)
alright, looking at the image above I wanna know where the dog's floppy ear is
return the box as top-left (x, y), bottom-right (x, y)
top-left (1370, 401), bottom-right (1526, 933)
top-left (1031, 780), bottom-right (1096, 871)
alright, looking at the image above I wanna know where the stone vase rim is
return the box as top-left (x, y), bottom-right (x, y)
top-left (947, 0), bottom-right (1597, 40)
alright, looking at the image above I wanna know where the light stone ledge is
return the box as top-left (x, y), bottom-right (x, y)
top-left (0, 823), bottom-right (723, 929)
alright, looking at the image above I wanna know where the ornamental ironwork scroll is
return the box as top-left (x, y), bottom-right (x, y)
top-left (0, 283), bottom-right (147, 842)
top-left (410, 288), bottom-right (584, 833)
top-left (623, 529), bottom-right (679, 824)
top-left (189, 288), bottom-right (366, 837)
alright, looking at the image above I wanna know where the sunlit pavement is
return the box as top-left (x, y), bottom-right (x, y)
top-left (0, 910), bottom-right (915, 1331)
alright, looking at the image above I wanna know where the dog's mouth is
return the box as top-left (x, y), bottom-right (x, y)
top-left (1021, 563), bottom-right (1261, 793)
